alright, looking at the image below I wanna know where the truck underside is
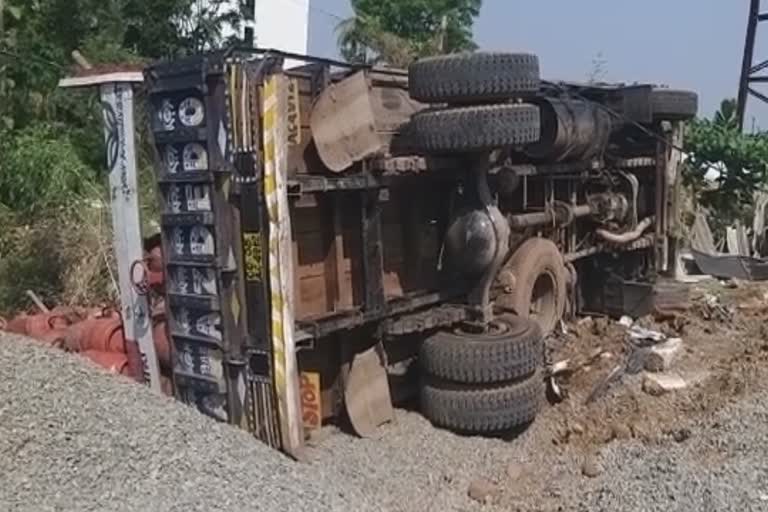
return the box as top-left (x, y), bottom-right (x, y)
top-left (144, 49), bottom-right (695, 456)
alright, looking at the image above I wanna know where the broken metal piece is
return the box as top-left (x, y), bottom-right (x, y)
top-left (628, 325), bottom-right (666, 345)
top-left (692, 213), bottom-right (768, 281)
top-left (547, 376), bottom-right (566, 403)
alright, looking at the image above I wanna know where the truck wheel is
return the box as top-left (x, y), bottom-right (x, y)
top-left (651, 89), bottom-right (698, 120)
top-left (420, 371), bottom-right (544, 433)
top-left (420, 314), bottom-right (542, 384)
top-left (500, 238), bottom-right (566, 336)
top-left (409, 52), bottom-right (540, 103)
top-left (410, 104), bottom-right (540, 153)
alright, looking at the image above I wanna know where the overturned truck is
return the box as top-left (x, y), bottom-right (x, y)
top-left (144, 49), bottom-right (696, 457)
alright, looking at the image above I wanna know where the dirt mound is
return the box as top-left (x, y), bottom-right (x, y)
top-left (543, 281), bottom-right (768, 452)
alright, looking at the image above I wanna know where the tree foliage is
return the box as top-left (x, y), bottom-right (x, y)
top-left (684, 99), bottom-right (768, 227)
top-left (0, 0), bottom-right (244, 310)
top-left (1, 0), bottom-right (243, 129)
top-left (338, 0), bottom-right (482, 66)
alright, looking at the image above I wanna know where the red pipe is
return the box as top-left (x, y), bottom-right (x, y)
top-left (82, 350), bottom-right (130, 375)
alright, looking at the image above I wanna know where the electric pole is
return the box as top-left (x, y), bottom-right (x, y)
top-left (737, 0), bottom-right (768, 130)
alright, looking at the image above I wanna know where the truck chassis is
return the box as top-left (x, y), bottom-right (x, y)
top-left (144, 48), bottom-right (695, 457)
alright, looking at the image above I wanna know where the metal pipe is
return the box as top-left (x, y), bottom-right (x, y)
top-left (564, 233), bottom-right (656, 262)
top-left (596, 217), bottom-right (655, 245)
top-left (509, 211), bottom-right (551, 229)
top-left (573, 204), bottom-right (593, 217)
top-left (508, 203), bottom-right (593, 230)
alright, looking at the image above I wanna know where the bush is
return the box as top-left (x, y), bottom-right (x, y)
top-left (683, 99), bottom-right (768, 239)
top-left (0, 123), bottom-right (101, 214)
top-left (0, 204), bottom-right (117, 313)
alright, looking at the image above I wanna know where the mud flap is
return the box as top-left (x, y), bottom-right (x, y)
top-left (344, 344), bottom-right (394, 438)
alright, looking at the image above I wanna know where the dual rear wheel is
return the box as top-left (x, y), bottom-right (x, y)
top-left (418, 238), bottom-right (568, 434)
top-left (418, 314), bottom-right (545, 433)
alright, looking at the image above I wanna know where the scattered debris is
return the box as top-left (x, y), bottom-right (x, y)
top-left (581, 454), bottom-right (602, 478)
top-left (551, 360), bottom-right (571, 375)
top-left (550, 348), bottom-right (613, 403)
top-left (618, 315), bottom-right (634, 327)
top-left (642, 373), bottom-right (688, 396)
top-left (551, 349), bottom-right (612, 378)
top-left (25, 290), bottom-right (50, 314)
top-left (644, 338), bottom-right (684, 372)
top-left (547, 375), bottom-right (566, 403)
top-left (666, 428), bottom-right (692, 443)
top-left (628, 325), bottom-right (666, 344)
top-left (570, 422), bottom-right (586, 436)
top-left (692, 213), bottom-right (768, 281)
top-left (611, 423), bottom-right (632, 441)
top-left (586, 364), bottom-right (625, 404)
top-left (696, 293), bottom-right (734, 323)
top-left (468, 478), bottom-right (500, 503)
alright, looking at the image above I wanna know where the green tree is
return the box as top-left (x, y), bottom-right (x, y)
top-left (338, 0), bottom-right (482, 66)
top-left (0, 0), bottom-right (245, 311)
top-left (684, 98), bottom-right (768, 228)
top-left (0, 0), bottom-right (244, 127)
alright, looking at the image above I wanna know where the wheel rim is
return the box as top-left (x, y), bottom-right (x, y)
top-left (456, 319), bottom-right (509, 337)
top-left (530, 272), bottom-right (557, 331)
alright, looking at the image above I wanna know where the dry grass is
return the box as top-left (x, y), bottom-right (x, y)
top-left (0, 201), bottom-right (118, 314)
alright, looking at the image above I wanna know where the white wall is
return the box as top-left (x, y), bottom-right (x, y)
top-left (209, 0), bottom-right (310, 67)
top-left (254, 0), bottom-right (310, 67)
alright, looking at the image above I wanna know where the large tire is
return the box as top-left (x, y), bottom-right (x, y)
top-left (499, 238), bottom-right (567, 337)
top-left (651, 89), bottom-right (698, 120)
top-left (420, 371), bottom-right (544, 433)
top-left (409, 52), bottom-right (540, 103)
top-left (420, 314), bottom-right (542, 384)
top-left (410, 104), bottom-right (540, 153)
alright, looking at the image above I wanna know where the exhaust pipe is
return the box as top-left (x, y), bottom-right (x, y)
top-left (596, 217), bottom-right (655, 244)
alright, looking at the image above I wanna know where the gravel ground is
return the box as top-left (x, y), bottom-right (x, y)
top-left (305, 381), bottom-right (768, 512)
top-left (307, 409), bottom-right (533, 512)
top-left (4, 295), bottom-right (768, 512)
top-left (0, 334), bottom-right (377, 512)
top-left (565, 391), bottom-right (768, 512)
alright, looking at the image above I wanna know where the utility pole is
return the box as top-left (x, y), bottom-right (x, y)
top-left (737, 0), bottom-right (768, 130)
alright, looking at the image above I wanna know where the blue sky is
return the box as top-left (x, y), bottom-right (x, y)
top-left (306, 0), bottom-right (768, 127)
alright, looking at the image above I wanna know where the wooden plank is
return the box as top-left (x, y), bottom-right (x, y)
top-left (333, 197), bottom-right (354, 309)
top-left (383, 269), bottom-right (405, 299)
top-left (60, 72), bottom-right (143, 88)
top-left (294, 231), bottom-right (329, 273)
top-left (291, 205), bottom-right (326, 234)
top-left (297, 275), bottom-right (328, 318)
top-left (263, 74), bottom-right (304, 458)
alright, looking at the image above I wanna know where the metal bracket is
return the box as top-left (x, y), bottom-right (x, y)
top-left (465, 156), bottom-right (511, 325)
